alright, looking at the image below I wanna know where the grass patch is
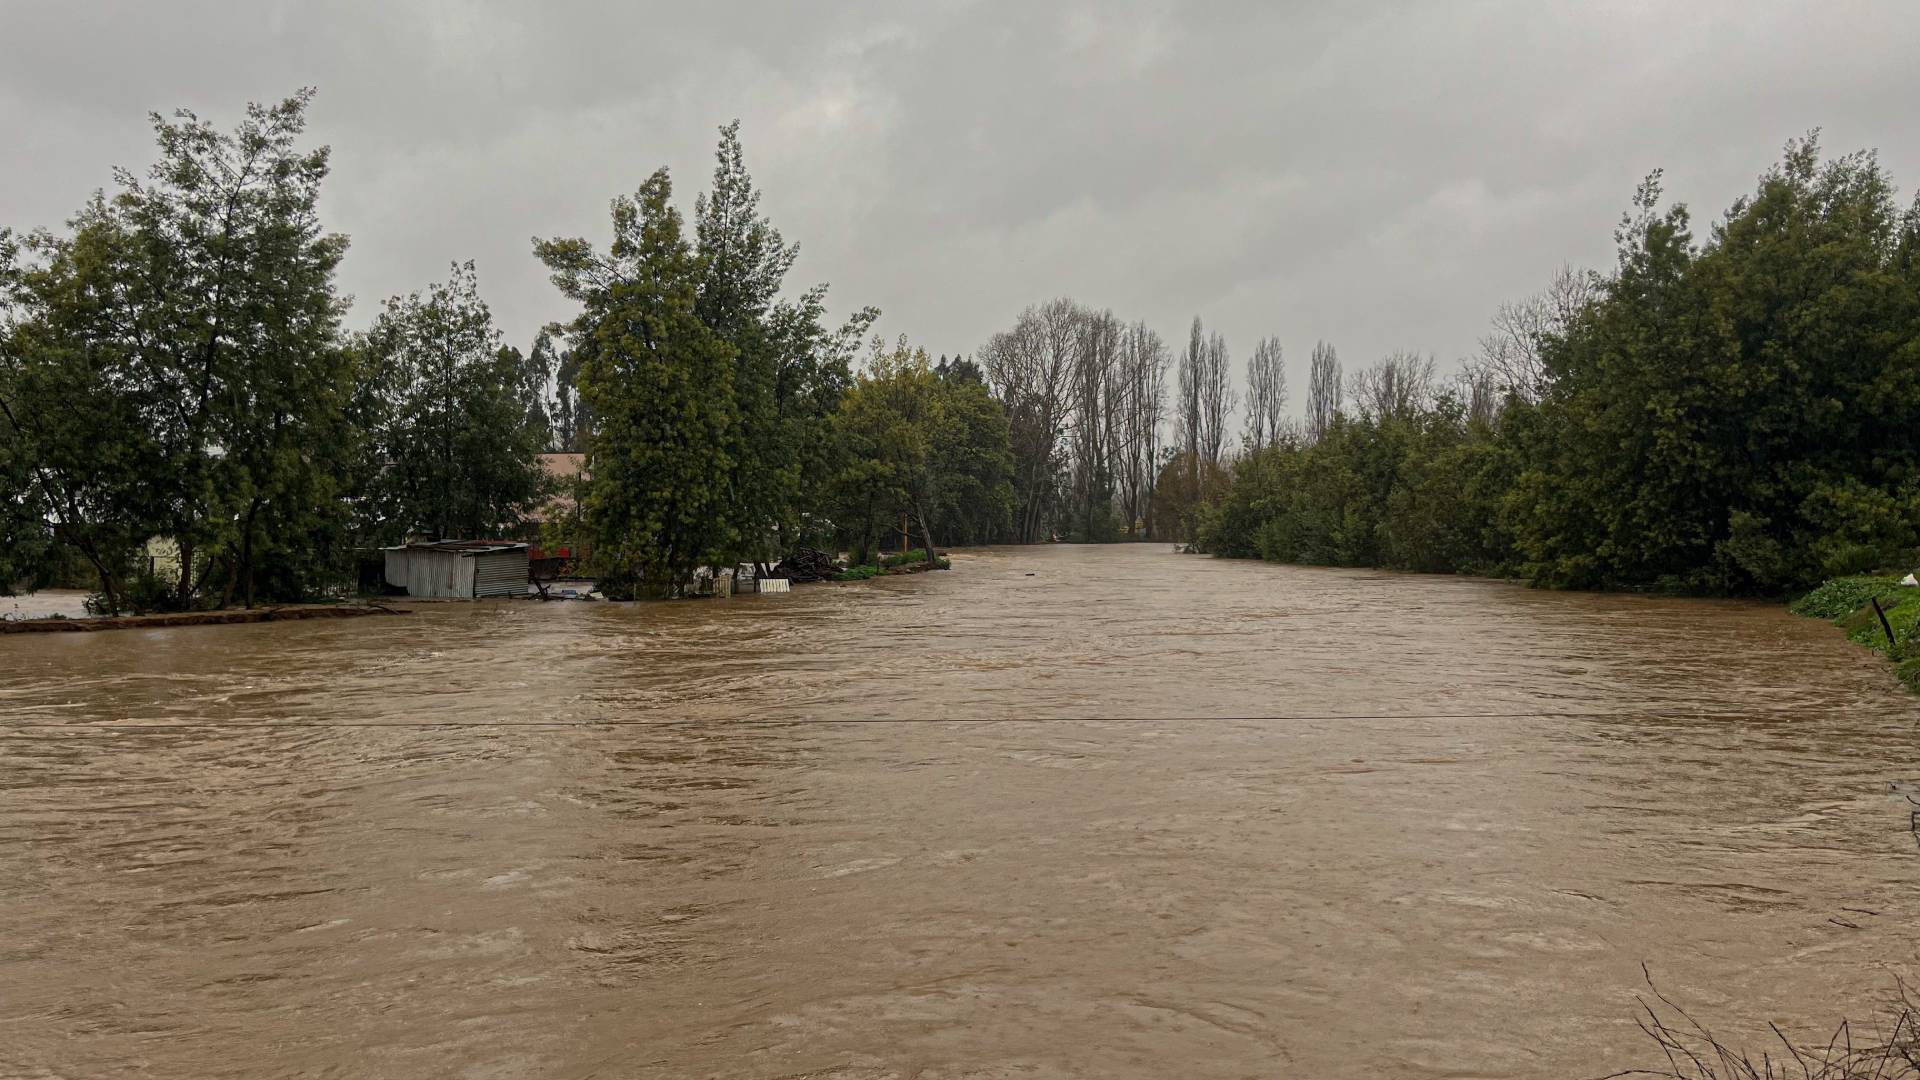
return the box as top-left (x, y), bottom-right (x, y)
top-left (1791, 574), bottom-right (1920, 692)
top-left (838, 564), bottom-right (881, 581)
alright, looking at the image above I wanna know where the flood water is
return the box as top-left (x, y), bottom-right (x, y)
top-left (5, 544), bottom-right (1919, 1078)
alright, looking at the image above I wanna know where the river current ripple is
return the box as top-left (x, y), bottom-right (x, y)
top-left (4, 545), bottom-right (1918, 1078)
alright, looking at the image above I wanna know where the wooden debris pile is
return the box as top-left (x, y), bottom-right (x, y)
top-left (774, 548), bottom-right (844, 583)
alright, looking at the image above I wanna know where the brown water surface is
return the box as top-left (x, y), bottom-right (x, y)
top-left (4, 545), bottom-right (1918, 1078)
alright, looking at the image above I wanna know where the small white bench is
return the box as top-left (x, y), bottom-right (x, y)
top-left (756, 578), bottom-right (791, 594)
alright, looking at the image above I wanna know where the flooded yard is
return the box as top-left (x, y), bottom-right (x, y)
top-left (3, 545), bottom-right (1917, 1078)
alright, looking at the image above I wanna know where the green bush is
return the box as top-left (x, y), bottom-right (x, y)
top-left (1789, 576), bottom-right (1903, 620)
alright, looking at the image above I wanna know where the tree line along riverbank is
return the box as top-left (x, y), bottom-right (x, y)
top-left (1, 92), bottom-right (1021, 612)
top-left (1177, 136), bottom-right (1920, 689)
top-left (8, 92), bottom-right (1917, 643)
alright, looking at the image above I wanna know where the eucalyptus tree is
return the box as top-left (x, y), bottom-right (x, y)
top-left (545, 329), bottom-right (593, 452)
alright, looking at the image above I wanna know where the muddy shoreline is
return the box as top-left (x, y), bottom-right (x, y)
top-left (0, 603), bottom-right (410, 634)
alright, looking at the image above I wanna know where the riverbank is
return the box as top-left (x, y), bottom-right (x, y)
top-left (1791, 576), bottom-right (1920, 692)
top-left (0, 603), bottom-right (410, 634)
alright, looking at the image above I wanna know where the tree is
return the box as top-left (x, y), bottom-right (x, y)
top-left (360, 262), bottom-right (549, 543)
top-left (695, 120), bottom-right (794, 571)
top-left (1067, 308), bottom-right (1123, 541)
top-left (931, 360), bottom-right (1016, 546)
top-left (1115, 321), bottom-right (1169, 537)
top-left (1348, 351), bottom-right (1436, 423)
top-left (1305, 340), bottom-right (1341, 442)
top-left (1198, 328), bottom-right (1234, 466)
top-left (0, 213), bottom-right (157, 612)
top-left (0, 91), bottom-right (352, 611)
top-left (694, 121), bottom-right (874, 567)
top-left (1174, 316), bottom-right (1234, 540)
top-left (535, 168), bottom-right (740, 597)
top-left (1151, 450), bottom-right (1229, 549)
top-left (1468, 265), bottom-right (1596, 404)
top-left (1244, 336), bottom-right (1288, 447)
top-left (546, 328), bottom-right (592, 452)
top-left (833, 339), bottom-right (936, 564)
top-left (980, 299), bottom-right (1078, 542)
top-left (1515, 139), bottom-right (1920, 592)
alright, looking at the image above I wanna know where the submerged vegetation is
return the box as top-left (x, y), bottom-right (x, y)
top-left (1608, 969), bottom-right (1920, 1080)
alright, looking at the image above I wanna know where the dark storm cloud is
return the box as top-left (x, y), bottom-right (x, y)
top-left (4, 1), bottom-right (1916, 404)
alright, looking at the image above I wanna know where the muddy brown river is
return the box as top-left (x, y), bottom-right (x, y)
top-left (4, 545), bottom-right (1918, 1078)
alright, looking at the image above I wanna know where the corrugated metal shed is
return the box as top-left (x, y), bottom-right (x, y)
top-left (382, 542), bottom-right (529, 599)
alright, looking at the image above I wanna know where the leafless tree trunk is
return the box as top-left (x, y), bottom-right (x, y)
top-left (1243, 336), bottom-right (1287, 447)
top-left (1458, 367), bottom-right (1498, 427)
top-left (1348, 351), bottom-right (1437, 422)
top-left (1176, 317), bottom-right (1205, 511)
top-left (1065, 309), bottom-right (1124, 541)
top-left (1198, 329), bottom-right (1234, 465)
top-left (1114, 320), bottom-right (1168, 537)
top-left (1178, 318), bottom-right (1234, 466)
top-left (1468, 264), bottom-right (1596, 403)
top-left (980, 299), bottom-right (1079, 543)
top-left (1305, 340), bottom-right (1341, 441)
top-left (1173, 317), bottom-right (1234, 544)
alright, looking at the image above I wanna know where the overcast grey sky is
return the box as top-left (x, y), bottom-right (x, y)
top-left (4, 2), bottom-right (1917, 403)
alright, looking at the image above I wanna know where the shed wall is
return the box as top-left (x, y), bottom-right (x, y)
top-left (472, 550), bottom-right (527, 597)
top-left (383, 549), bottom-right (471, 599)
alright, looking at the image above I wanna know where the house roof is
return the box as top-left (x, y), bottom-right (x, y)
top-left (384, 541), bottom-right (530, 556)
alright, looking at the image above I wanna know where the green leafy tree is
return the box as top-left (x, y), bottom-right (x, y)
top-left (693, 121), bottom-right (875, 567)
top-left (1515, 138), bottom-right (1920, 592)
top-left (360, 261), bottom-right (549, 542)
top-left (832, 339), bottom-right (1011, 565)
top-left (536, 169), bottom-right (739, 597)
top-left (1, 92), bottom-right (352, 610)
top-left (931, 362), bottom-right (1016, 546)
top-left (0, 213), bottom-right (158, 611)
